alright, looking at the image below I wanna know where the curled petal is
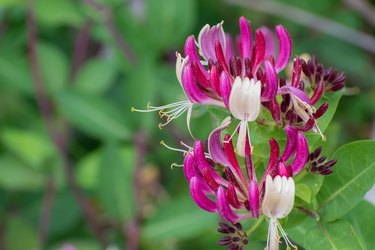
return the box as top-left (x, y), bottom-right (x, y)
top-left (198, 21), bottom-right (226, 62)
top-left (217, 186), bottom-right (241, 223)
top-left (291, 133), bottom-right (309, 175)
top-left (192, 60), bottom-right (210, 89)
top-left (227, 183), bottom-right (242, 209)
top-left (194, 141), bottom-right (228, 186)
top-left (275, 25), bottom-right (292, 72)
top-left (208, 116), bottom-right (231, 166)
top-left (267, 97), bottom-right (281, 125)
top-left (239, 16), bottom-right (252, 59)
top-left (184, 36), bottom-right (208, 78)
top-left (262, 60), bottom-right (278, 101)
top-left (210, 65), bottom-right (221, 96)
top-left (310, 80), bottom-right (324, 105)
top-left (291, 56), bottom-right (301, 87)
top-left (220, 71), bottom-right (232, 109)
top-left (252, 29), bottom-right (265, 72)
top-left (183, 153), bottom-right (198, 182)
top-left (281, 125), bottom-right (298, 162)
top-left (279, 86), bottom-right (312, 106)
top-left (267, 138), bottom-right (280, 172)
top-left (248, 179), bottom-right (259, 218)
top-left (190, 177), bottom-right (217, 212)
top-left (223, 134), bottom-right (248, 188)
top-left (314, 102), bottom-right (329, 119)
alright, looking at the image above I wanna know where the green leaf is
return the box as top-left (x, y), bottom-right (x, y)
top-left (56, 91), bottom-right (130, 140)
top-left (0, 128), bottom-right (55, 170)
top-left (0, 155), bottom-right (46, 191)
top-left (35, 0), bottom-right (84, 27)
top-left (97, 143), bottom-right (135, 221)
top-left (295, 183), bottom-right (312, 204)
top-left (317, 140), bottom-right (375, 222)
top-left (76, 150), bottom-right (101, 190)
top-left (5, 216), bottom-right (38, 250)
top-left (306, 90), bottom-right (343, 145)
top-left (74, 58), bottom-right (117, 95)
top-left (347, 200), bottom-right (375, 249)
top-left (142, 196), bottom-right (218, 242)
top-left (304, 220), bottom-right (364, 250)
top-left (37, 43), bottom-right (69, 94)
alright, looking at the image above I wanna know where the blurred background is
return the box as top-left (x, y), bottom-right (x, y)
top-left (0, 0), bottom-right (374, 249)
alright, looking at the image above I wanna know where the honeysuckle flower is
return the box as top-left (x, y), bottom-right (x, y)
top-left (262, 175), bottom-right (296, 250)
top-left (184, 122), bottom-right (307, 226)
top-left (180, 16), bottom-right (292, 155)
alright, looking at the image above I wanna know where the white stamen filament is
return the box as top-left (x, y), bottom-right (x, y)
top-left (131, 100), bottom-right (191, 128)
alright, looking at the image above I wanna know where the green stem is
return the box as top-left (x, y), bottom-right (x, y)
top-left (246, 215), bottom-right (264, 236)
top-left (294, 169), bottom-right (308, 183)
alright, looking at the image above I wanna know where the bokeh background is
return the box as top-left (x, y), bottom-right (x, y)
top-left (0, 0), bottom-right (374, 249)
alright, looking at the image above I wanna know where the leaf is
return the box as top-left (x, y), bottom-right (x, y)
top-left (0, 128), bottom-right (55, 170)
top-left (0, 155), bottom-right (46, 191)
top-left (37, 43), bottom-right (69, 94)
top-left (142, 196), bottom-right (218, 242)
top-left (347, 200), bottom-right (375, 250)
top-left (74, 58), bottom-right (117, 95)
top-left (35, 0), bottom-right (84, 27)
top-left (306, 90), bottom-right (343, 145)
top-left (97, 143), bottom-right (135, 221)
top-left (304, 220), bottom-right (364, 250)
top-left (295, 183), bottom-right (312, 204)
top-left (76, 150), bottom-right (101, 190)
top-left (56, 91), bottom-right (130, 140)
top-left (5, 216), bottom-right (38, 250)
top-left (317, 140), bottom-right (375, 222)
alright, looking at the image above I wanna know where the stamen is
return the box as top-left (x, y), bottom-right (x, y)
top-left (160, 140), bottom-right (189, 154)
top-left (276, 220), bottom-right (298, 249)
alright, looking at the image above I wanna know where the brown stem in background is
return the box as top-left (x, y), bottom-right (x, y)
top-left (227, 0), bottom-right (375, 54)
top-left (82, 0), bottom-right (138, 65)
top-left (27, 0), bottom-right (107, 247)
top-left (70, 20), bottom-right (92, 81)
top-left (343, 0), bottom-right (375, 27)
top-left (126, 131), bottom-right (147, 250)
top-left (38, 177), bottom-right (56, 247)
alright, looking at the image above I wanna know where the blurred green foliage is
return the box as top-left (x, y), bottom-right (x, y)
top-left (0, 0), bottom-right (374, 249)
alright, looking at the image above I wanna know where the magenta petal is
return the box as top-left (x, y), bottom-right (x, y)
top-left (208, 117), bottom-right (231, 166)
top-left (291, 56), bottom-right (301, 87)
top-left (190, 177), bottom-right (217, 212)
top-left (267, 138), bottom-right (280, 172)
top-left (181, 64), bottom-right (205, 103)
top-left (184, 36), bottom-right (209, 78)
top-left (281, 125), bottom-right (298, 162)
top-left (262, 60), bottom-right (278, 101)
top-left (217, 186), bottom-right (240, 223)
top-left (194, 141), bottom-right (228, 187)
top-left (279, 86), bottom-right (312, 106)
top-left (227, 183), bottom-right (242, 209)
top-left (183, 153), bottom-right (198, 182)
top-left (275, 25), bottom-right (292, 73)
top-left (291, 133), bottom-right (309, 175)
top-left (259, 26), bottom-right (275, 58)
top-left (239, 16), bottom-right (252, 59)
top-left (220, 71), bottom-right (231, 109)
top-left (198, 22), bottom-right (226, 62)
top-left (310, 80), bottom-right (324, 105)
top-left (277, 162), bottom-right (290, 178)
top-left (210, 65), bottom-right (221, 96)
top-left (252, 29), bottom-right (265, 73)
top-left (248, 179), bottom-right (259, 218)
top-left (268, 97), bottom-right (281, 125)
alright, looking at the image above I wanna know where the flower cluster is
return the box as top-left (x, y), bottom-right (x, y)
top-left (133, 16), bottom-right (344, 249)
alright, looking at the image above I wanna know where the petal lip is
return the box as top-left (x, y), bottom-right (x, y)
top-left (239, 16), bottom-right (252, 59)
top-left (291, 133), bottom-right (309, 175)
top-left (198, 21), bottom-right (226, 62)
top-left (275, 25), bottom-right (292, 73)
top-left (190, 177), bottom-right (217, 212)
top-left (208, 116), bottom-right (232, 166)
top-left (217, 186), bottom-right (241, 223)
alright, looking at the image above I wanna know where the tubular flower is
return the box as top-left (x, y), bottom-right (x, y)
top-left (184, 122), bottom-right (307, 227)
top-left (177, 16), bottom-right (292, 155)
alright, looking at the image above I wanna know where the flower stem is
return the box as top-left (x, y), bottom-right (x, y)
top-left (246, 215), bottom-right (264, 236)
